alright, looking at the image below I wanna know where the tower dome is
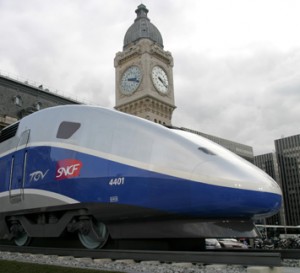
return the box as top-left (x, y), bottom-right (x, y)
top-left (123, 4), bottom-right (164, 49)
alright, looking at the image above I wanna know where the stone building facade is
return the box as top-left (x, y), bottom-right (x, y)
top-left (0, 74), bottom-right (79, 130)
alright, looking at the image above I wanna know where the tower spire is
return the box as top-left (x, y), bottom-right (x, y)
top-left (135, 4), bottom-right (149, 21)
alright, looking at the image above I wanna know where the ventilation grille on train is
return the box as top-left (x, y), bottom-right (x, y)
top-left (0, 122), bottom-right (19, 143)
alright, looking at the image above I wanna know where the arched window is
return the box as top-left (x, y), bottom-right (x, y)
top-left (35, 102), bottom-right (42, 111)
top-left (14, 95), bottom-right (22, 106)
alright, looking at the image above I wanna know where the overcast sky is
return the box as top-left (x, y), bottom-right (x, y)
top-left (1, 0), bottom-right (300, 155)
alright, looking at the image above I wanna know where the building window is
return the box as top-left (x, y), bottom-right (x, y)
top-left (35, 102), bottom-right (42, 111)
top-left (14, 95), bottom-right (22, 106)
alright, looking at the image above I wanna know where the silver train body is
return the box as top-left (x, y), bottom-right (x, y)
top-left (0, 105), bottom-right (282, 248)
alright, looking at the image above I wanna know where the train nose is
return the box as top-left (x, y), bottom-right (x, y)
top-left (251, 171), bottom-right (282, 218)
top-left (176, 129), bottom-right (283, 218)
top-left (226, 161), bottom-right (283, 218)
top-left (192, 150), bottom-right (283, 218)
top-left (260, 172), bottom-right (282, 196)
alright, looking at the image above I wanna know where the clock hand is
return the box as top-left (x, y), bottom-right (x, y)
top-left (128, 77), bottom-right (139, 82)
top-left (158, 76), bottom-right (168, 88)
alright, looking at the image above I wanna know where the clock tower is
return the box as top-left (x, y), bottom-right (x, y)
top-left (114, 4), bottom-right (176, 125)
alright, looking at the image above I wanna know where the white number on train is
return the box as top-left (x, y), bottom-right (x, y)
top-left (109, 177), bottom-right (125, 186)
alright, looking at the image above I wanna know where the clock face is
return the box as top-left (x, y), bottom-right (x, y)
top-left (152, 66), bottom-right (169, 94)
top-left (120, 66), bottom-right (142, 95)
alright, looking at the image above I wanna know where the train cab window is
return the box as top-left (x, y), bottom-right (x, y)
top-left (0, 122), bottom-right (19, 143)
top-left (198, 147), bottom-right (216, 155)
top-left (56, 121), bottom-right (81, 139)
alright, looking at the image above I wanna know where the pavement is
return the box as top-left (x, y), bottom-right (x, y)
top-left (283, 268), bottom-right (300, 273)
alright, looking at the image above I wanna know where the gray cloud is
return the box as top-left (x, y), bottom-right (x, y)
top-left (173, 47), bottom-right (300, 154)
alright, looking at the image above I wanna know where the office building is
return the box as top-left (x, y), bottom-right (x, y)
top-left (275, 134), bottom-right (300, 226)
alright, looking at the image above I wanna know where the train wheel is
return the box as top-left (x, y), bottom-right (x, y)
top-left (9, 221), bottom-right (32, 247)
top-left (78, 220), bottom-right (108, 249)
top-left (14, 231), bottom-right (31, 246)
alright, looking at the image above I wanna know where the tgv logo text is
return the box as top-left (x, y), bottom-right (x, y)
top-left (56, 159), bottom-right (82, 180)
top-left (29, 170), bottom-right (49, 182)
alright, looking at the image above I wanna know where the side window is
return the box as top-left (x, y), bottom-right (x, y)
top-left (56, 121), bottom-right (81, 139)
top-left (0, 122), bottom-right (19, 143)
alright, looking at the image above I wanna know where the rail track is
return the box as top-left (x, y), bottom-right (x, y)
top-left (2, 244), bottom-right (298, 267)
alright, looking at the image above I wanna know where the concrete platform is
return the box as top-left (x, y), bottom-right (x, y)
top-left (283, 268), bottom-right (300, 273)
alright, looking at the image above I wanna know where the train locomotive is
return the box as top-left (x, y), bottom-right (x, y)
top-left (0, 105), bottom-right (282, 249)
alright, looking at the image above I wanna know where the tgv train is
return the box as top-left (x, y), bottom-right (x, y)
top-left (0, 105), bottom-right (282, 249)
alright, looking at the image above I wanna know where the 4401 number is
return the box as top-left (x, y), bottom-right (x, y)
top-left (109, 177), bottom-right (125, 186)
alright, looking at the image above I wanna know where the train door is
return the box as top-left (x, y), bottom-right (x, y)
top-left (9, 130), bottom-right (30, 202)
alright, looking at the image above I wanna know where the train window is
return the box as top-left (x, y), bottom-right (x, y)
top-left (56, 121), bottom-right (81, 139)
top-left (198, 147), bottom-right (216, 155)
top-left (0, 122), bottom-right (19, 143)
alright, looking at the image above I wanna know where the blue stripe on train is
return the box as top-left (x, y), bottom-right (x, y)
top-left (1, 146), bottom-right (281, 218)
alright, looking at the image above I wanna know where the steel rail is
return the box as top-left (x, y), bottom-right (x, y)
top-left (0, 245), bottom-right (283, 266)
top-left (274, 249), bottom-right (300, 260)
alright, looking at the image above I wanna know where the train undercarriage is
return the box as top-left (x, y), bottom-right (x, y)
top-left (0, 203), bottom-right (260, 250)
